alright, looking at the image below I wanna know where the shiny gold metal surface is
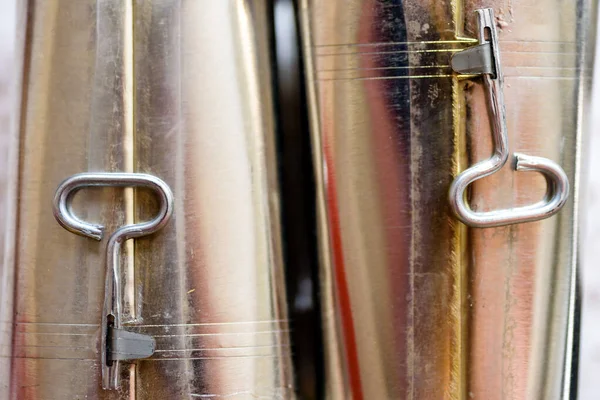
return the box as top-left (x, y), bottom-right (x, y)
top-left (0, 0), bottom-right (294, 398)
top-left (300, 0), bottom-right (595, 399)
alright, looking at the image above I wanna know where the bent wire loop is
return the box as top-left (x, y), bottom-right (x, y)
top-left (53, 172), bottom-right (174, 390)
top-left (448, 8), bottom-right (569, 228)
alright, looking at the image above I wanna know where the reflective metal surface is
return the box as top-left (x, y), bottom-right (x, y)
top-left (0, 0), bottom-right (294, 398)
top-left (53, 172), bottom-right (175, 389)
top-left (0, 0), bottom-right (25, 395)
top-left (449, 9), bottom-right (570, 228)
top-left (300, 0), bottom-right (595, 398)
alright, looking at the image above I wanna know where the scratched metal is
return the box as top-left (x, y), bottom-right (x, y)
top-left (300, 0), bottom-right (595, 399)
top-left (0, 0), bottom-right (294, 399)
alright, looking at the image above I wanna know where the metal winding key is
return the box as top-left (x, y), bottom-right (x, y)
top-left (448, 8), bottom-right (569, 228)
top-left (53, 172), bottom-right (174, 390)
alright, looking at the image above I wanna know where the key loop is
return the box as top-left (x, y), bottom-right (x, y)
top-left (53, 172), bottom-right (174, 389)
top-left (449, 8), bottom-right (569, 228)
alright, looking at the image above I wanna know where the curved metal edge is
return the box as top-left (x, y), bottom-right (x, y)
top-left (53, 175), bottom-right (105, 240)
top-left (515, 153), bottom-right (570, 210)
top-left (449, 154), bottom-right (569, 228)
top-left (52, 172), bottom-right (174, 240)
top-left (52, 172), bottom-right (174, 390)
top-left (448, 8), bottom-right (570, 229)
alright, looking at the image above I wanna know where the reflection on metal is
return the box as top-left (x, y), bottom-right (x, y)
top-left (1, 0), bottom-right (294, 398)
top-left (53, 172), bottom-right (174, 389)
top-left (300, 0), bottom-right (595, 398)
top-left (0, 0), bottom-right (596, 398)
top-left (449, 9), bottom-right (570, 228)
